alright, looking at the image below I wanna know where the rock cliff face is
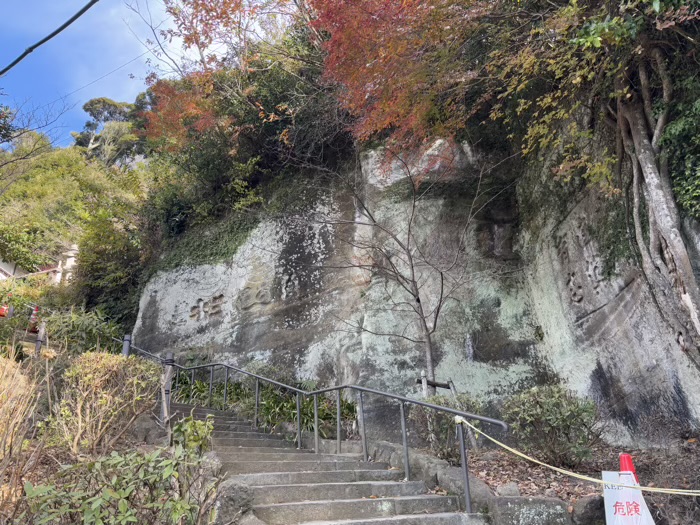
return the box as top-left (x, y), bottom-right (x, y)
top-left (133, 140), bottom-right (700, 443)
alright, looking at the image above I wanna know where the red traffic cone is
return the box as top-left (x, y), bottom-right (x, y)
top-left (619, 453), bottom-right (639, 483)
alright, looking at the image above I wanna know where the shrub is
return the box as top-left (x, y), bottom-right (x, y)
top-left (172, 371), bottom-right (357, 441)
top-left (502, 385), bottom-right (602, 468)
top-left (172, 415), bottom-right (213, 455)
top-left (43, 307), bottom-right (121, 354)
top-left (47, 353), bottom-right (160, 455)
top-left (409, 394), bottom-right (484, 465)
top-left (24, 417), bottom-right (219, 525)
top-left (72, 210), bottom-right (144, 327)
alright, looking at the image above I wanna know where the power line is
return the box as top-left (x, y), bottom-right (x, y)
top-left (44, 48), bottom-right (152, 109)
top-left (44, 38), bottom-right (221, 120)
top-left (0, 0), bottom-right (102, 77)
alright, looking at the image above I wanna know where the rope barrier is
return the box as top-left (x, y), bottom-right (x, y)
top-left (454, 416), bottom-right (700, 497)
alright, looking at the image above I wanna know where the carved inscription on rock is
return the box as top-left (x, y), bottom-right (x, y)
top-left (190, 294), bottom-right (225, 321)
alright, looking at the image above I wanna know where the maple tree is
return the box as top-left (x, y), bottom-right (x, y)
top-left (143, 74), bottom-right (221, 152)
top-left (311, 0), bottom-right (499, 145)
top-left (155, 0), bottom-right (312, 72)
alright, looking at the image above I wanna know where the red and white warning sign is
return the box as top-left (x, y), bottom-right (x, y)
top-left (602, 471), bottom-right (655, 524)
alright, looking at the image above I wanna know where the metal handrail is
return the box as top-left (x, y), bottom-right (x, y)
top-left (122, 334), bottom-right (507, 513)
top-left (113, 335), bottom-right (163, 363)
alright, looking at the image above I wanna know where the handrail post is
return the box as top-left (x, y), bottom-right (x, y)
top-left (457, 423), bottom-right (472, 513)
top-left (336, 390), bottom-right (342, 454)
top-left (163, 352), bottom-right (175, 426)
top-left (296, 392), bottom-right (303, 449)
top-left (399, 401), bottom-right (410, 481)
top-left (254, 378), bottom-right (260, 429)
top-left (358, 391), bottom-right (368, 462)
top-left (208, 366), bottom-right (214, 408)
top-left (122, 334), bottom-right (131, 357)
top-left (34, 322), bottom-right (45, 358)
top-left (313, 394), bottom-right (319, 454)
top-left (223, 368), bottom-right (229, 407)
top-left (173, 368), bottom-right (179, 396)
top-left (420, 370), bottom-right (428, 398)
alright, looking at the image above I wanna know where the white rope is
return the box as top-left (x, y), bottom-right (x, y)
top-left (454, 416), bottom-right (700, 497)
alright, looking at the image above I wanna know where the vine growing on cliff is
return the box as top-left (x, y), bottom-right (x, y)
top-left (489, 0), bottom-right (700, 353)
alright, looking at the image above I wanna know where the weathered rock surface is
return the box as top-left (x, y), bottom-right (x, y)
top-left (571, 495), bottom-right (605, 525)
top-left (133, 140), bottom-right (700, 443)
top-left (497, 482), bottom-right (521, 498)
top-left (212, 479), bottom-right (254, 525)
top-left (488, 497), bottom-right (572, 525)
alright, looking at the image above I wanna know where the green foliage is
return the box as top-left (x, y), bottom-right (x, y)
top-left (139, 144), bottom-right (261, 245)
top-left (23, 444), bottom-right (218, 525)
top-left (0, 223), bottom-right (47, 271)
top-left (663, 76), bottom-right (700, 220)
top-left (72, 209), bottom-right (143, 326)
top-left (72, 98), bottom-right (141, 166)
top-left (409, 394), bottom-right (484, 465)
top-left (572, 13), bottom-right (638, 50)
top-left (43, 307), bottom-right (121, 354)
top-left (148, 212), bottom-right (257, 275)
top-left (0, 277), bottom-right (123, 355)
top-left (83, 98), bottom-right (133, 125)
top-left (173, 372), bottom-right (356, 441)
top-left (46, 353), bottom-right (160, 455)
top-left (0, 105), bottom-right (14, 143)
top-left (255, 385), bottom-right (353, 439)
top-left (0, 147), bottom-right (93, 262)
top-left (173, 415), bottom-right (214, 454)
top-left (502, 385), bottom-right (602, 468)
top-left (0, 276), bottom-right (54, 347)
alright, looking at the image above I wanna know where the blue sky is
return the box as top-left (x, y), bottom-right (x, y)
top-left (0, 0), bottom-right (173, 146)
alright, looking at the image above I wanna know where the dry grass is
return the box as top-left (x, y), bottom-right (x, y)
top-left (0, 352), bottom-right (39, 524)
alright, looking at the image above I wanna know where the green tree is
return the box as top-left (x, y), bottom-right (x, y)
top-left (72, 209), bottom-right (143, 326)
top-left (0, 146), bottom-right (119, 263)
top-left (72, 98), bottom-right (140, 167)
top-left (0, 104), bottom-right (14, 143)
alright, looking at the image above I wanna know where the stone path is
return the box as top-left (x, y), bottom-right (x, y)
top-left (172, 404), bottom-right (486, 525)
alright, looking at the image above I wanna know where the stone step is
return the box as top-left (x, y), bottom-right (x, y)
top-left (212, 432), bottom-right (286, 441)
top-left (191, 415), bottom-right (250, 422)
top-left (212, 424), bottom-right (256, 432)
top-left (213, 446), bottom-right (313, 455)
top-left (213, 438), bottom-right (296, 448)
top-left (232, 469), bottom-right (405, 486)
top-left (251, 481), bottom-right (428, 505)
top-left (192, 414), bottom-right (248, 421)
top-left (216, 452), bottom-right (357, 462)
top-left (171, 403), bottom-right (236, 415)
top-left (222, 460), bottom-right (390, 475)
top-left (298, 513), bottom-right (488, 525)
top-left (173, 411), bottom-right (251, 424)
top-left (254, 495), bottom-right (460, 525)
top-left (172, 407), bottom-right (250, 421)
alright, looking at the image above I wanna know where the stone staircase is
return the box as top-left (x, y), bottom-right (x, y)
top-left (172, 403), bottom-right (486, 525)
